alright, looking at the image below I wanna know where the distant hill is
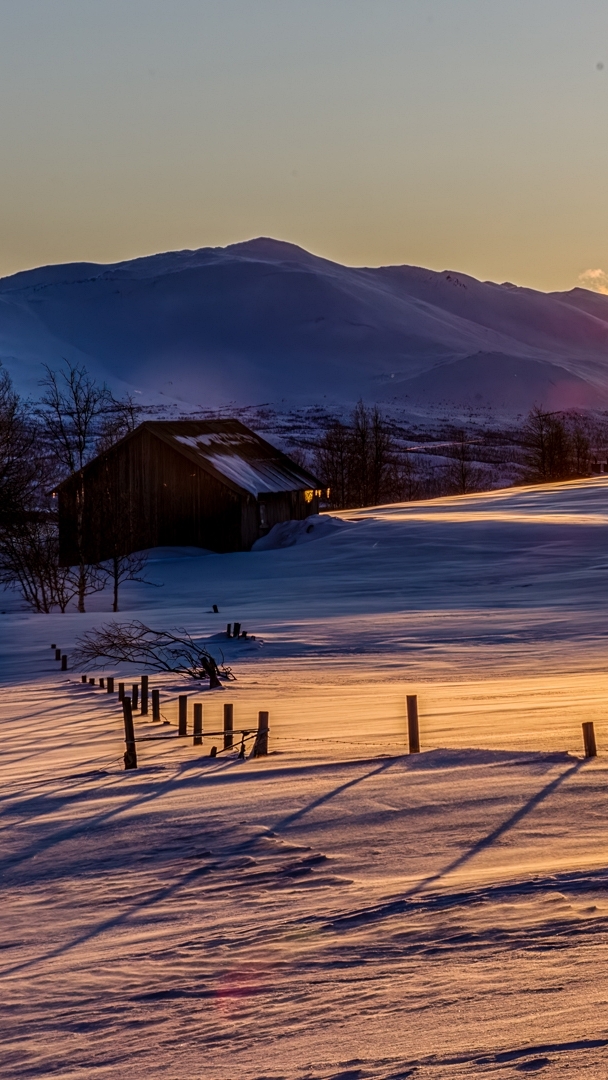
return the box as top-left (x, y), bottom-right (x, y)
top-left (2, 237), bottom-right (608, 414)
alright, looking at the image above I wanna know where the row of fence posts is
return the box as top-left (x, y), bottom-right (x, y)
top-left (51, 644), bottom-right (68, 671)
top-left (119, 693), bottom-right (269, 771)
top-left (61, 649), bottom-right (601, 768)
top-left (69, 655), bottom-right (269, 772)
top-left (124, 690), bottom-right (598, 771)
top-left (406, 694), bottom-right (600, 760)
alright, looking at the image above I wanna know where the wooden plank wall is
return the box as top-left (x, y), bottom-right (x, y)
top-left (58, 430), bottom-right (320, 565)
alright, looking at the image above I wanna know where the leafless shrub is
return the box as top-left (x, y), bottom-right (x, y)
top-left (95, 392), bottom-right (143, 454)
top-left (73, 621), bottom-right (235, 685)
top-left (0, 517), bottom-right (105, 612)
top-left (100, 551), bottom-right (157, 613)
top-left (314, 402), bottom-right (396, 508)
top-left (444, 430), bottom-right (487, 495)
top-left (37, 362), bottom-right (145, 612)
top-left (38, 362), bottom-right (111, 612)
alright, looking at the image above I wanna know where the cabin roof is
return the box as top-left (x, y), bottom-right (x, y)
top-left (60, 419), bottom-right (321, 498)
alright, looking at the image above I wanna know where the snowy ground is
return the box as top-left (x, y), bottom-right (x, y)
top-left (3, 477), bottom-right (608, 1078)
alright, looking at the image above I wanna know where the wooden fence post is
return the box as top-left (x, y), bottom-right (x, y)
top-left (251, 711), bottom-right (269, 757)
top-left (61, 655), bottom-right (68, 671)
top-left (99, 678), bottom-right (105, 688)
top-left (193, 703), bottom-right (203, 745)
top-left (132, 684), bottom-right (139, 711)
top-left (583, 721), bottom-right (597, 758)
top-left (81, 675), bottom-right (87, 683)
top-left (233, 622), bottom-right (241, 638)
top-left (223, 703), bottom-right (234, 749)
top-left (118, 682), bottom-right (125, 702)
top-left (226, 623), bottom-right (232, 638)
top-left (55, 648), bottom-right (61, 661)
top-left (406, 695), bottom-right (420, 754)
top-left (178, 695), bottom-right (188, 736)
top-left (107, 676), bottom-right (114, 693)
top-left (51, 643), bottom-right (56, 649)
top-left (88, 677), bottom-right (95, 685)
top-left (141, 675), bottom-right (148, 716)
top-left (122, 698), bottom-right (138, 770)
top-left (152, 688), bottom-right (160, 721)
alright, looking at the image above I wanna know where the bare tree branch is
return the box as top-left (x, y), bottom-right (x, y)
top-left (73, 621), bottom-right (236, 685)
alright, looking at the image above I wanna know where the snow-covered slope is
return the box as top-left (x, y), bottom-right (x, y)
top-left (3, 477), bottom-right (608, 1076)
top-left (2, 237), bottom-right (608, 412)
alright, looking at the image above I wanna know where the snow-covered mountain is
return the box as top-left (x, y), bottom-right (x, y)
top-left (2, 236), bottom-right (608, 414)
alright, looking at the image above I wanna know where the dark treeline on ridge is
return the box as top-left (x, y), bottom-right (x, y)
top-left (312, 401), bottom-right (608, 510)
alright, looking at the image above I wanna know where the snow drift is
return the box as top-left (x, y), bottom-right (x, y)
top-left (251, 513), bottom-right (350, 550)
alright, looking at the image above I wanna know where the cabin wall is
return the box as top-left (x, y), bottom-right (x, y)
top-left (59, 430), bottom-right (244, 564)
top-left (58, 430), bottom-right (321, 564)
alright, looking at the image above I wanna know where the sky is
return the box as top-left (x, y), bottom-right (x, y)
top-left (1, 0), bottom-right (608, 291)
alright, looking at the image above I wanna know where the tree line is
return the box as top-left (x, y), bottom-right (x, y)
top-left (311, 402), bottom-right (608, 510)
top-left (0, 360), bottom-right (147, 614)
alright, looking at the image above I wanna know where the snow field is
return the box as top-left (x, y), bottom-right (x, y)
top-left (3, 476), bottom-right (608, 1076)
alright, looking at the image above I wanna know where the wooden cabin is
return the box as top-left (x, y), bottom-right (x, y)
top-left (57, 419), bottom-right (324, 565)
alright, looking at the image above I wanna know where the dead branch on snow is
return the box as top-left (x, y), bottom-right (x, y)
top-left (73, 620), bottom-right (235, 686)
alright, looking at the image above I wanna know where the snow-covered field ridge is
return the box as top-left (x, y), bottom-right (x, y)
top-left (3, 237), bottom-right (608, 412)
top-left (3, 477), bottom-right (608, 1077)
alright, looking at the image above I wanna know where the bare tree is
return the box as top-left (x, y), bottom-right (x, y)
top-left (88, 451), bottom-right (154, 611)
top-left (446, 430), bottom-right (485, 495)
top-left (102, 550), bottom-right (154, 613)
top-left (95, 392), bottom-right (143, 455)
top-left (314, 402), bottom-right (395, 508)
top-left (73, 621), bottom-right (236, 685)
top-left (314, 420), bottom-right (351, 508)
top-left (0, 517), bottom-right (102, 613)
top-left (0, 367), bottom-right (43, 521)
top-left (568, 414), bottom-right (592, 476)
top-left (523, 406), bottom-right (576, 481)
top-left (395, 451), bottom-right (423, 501)
top-left (38, 362), bottom-right (110, 612)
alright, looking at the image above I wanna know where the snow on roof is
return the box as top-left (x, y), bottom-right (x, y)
top-left (148, 421), bottom-right (320, 497)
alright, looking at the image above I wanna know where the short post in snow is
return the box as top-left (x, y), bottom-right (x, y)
top-left (88, 677), bottom-right (95, 685)
top-left (107, 676), bottom-right (114, 693)
top-left (152, 688), bottom-right (160, 721)
top-left (226, 623), bottom-right (232, 638)
top-left (55, 648), bottom-right (61, 661)
top-left (406, 695), bottom-right (420, 754)
top-left (140, 675), bottom-right (149, 716)
top-left (51, 643), bottom-right (56, 649)
top-left (193, 703), bottom-right (203, 746)
top-left (232, 622), bottom-right (241, 638)
top-left (132, 683), bottom-right (139, 711)
top-left (61, 655), bottom-right (68, 671)
top-left (99, 677), bottom-right (105, 689)
top-left (223, 703), bottom-right (234, 749)
top-left (118, 682), bottom-right (125, 702)
top-left (81, 674), bottom-right (87, 684)
top-left (122, 697), bottom-right (138, 770)
top-left (251, 711), bottom-right (269, 757)
top-left (178, 695), bottom-right (188, 736)
top-left (583, 721), bottom-right (597, 758)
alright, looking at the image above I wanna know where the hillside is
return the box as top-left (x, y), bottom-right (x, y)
top-left (2, 237), bottom-right (608, 413)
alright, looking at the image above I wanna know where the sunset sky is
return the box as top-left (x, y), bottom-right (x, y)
top-left (1, 0), bottom-right (608, 291)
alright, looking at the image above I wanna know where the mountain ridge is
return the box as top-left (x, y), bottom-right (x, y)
top-left (1, 237), bottom-right (608, 414)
